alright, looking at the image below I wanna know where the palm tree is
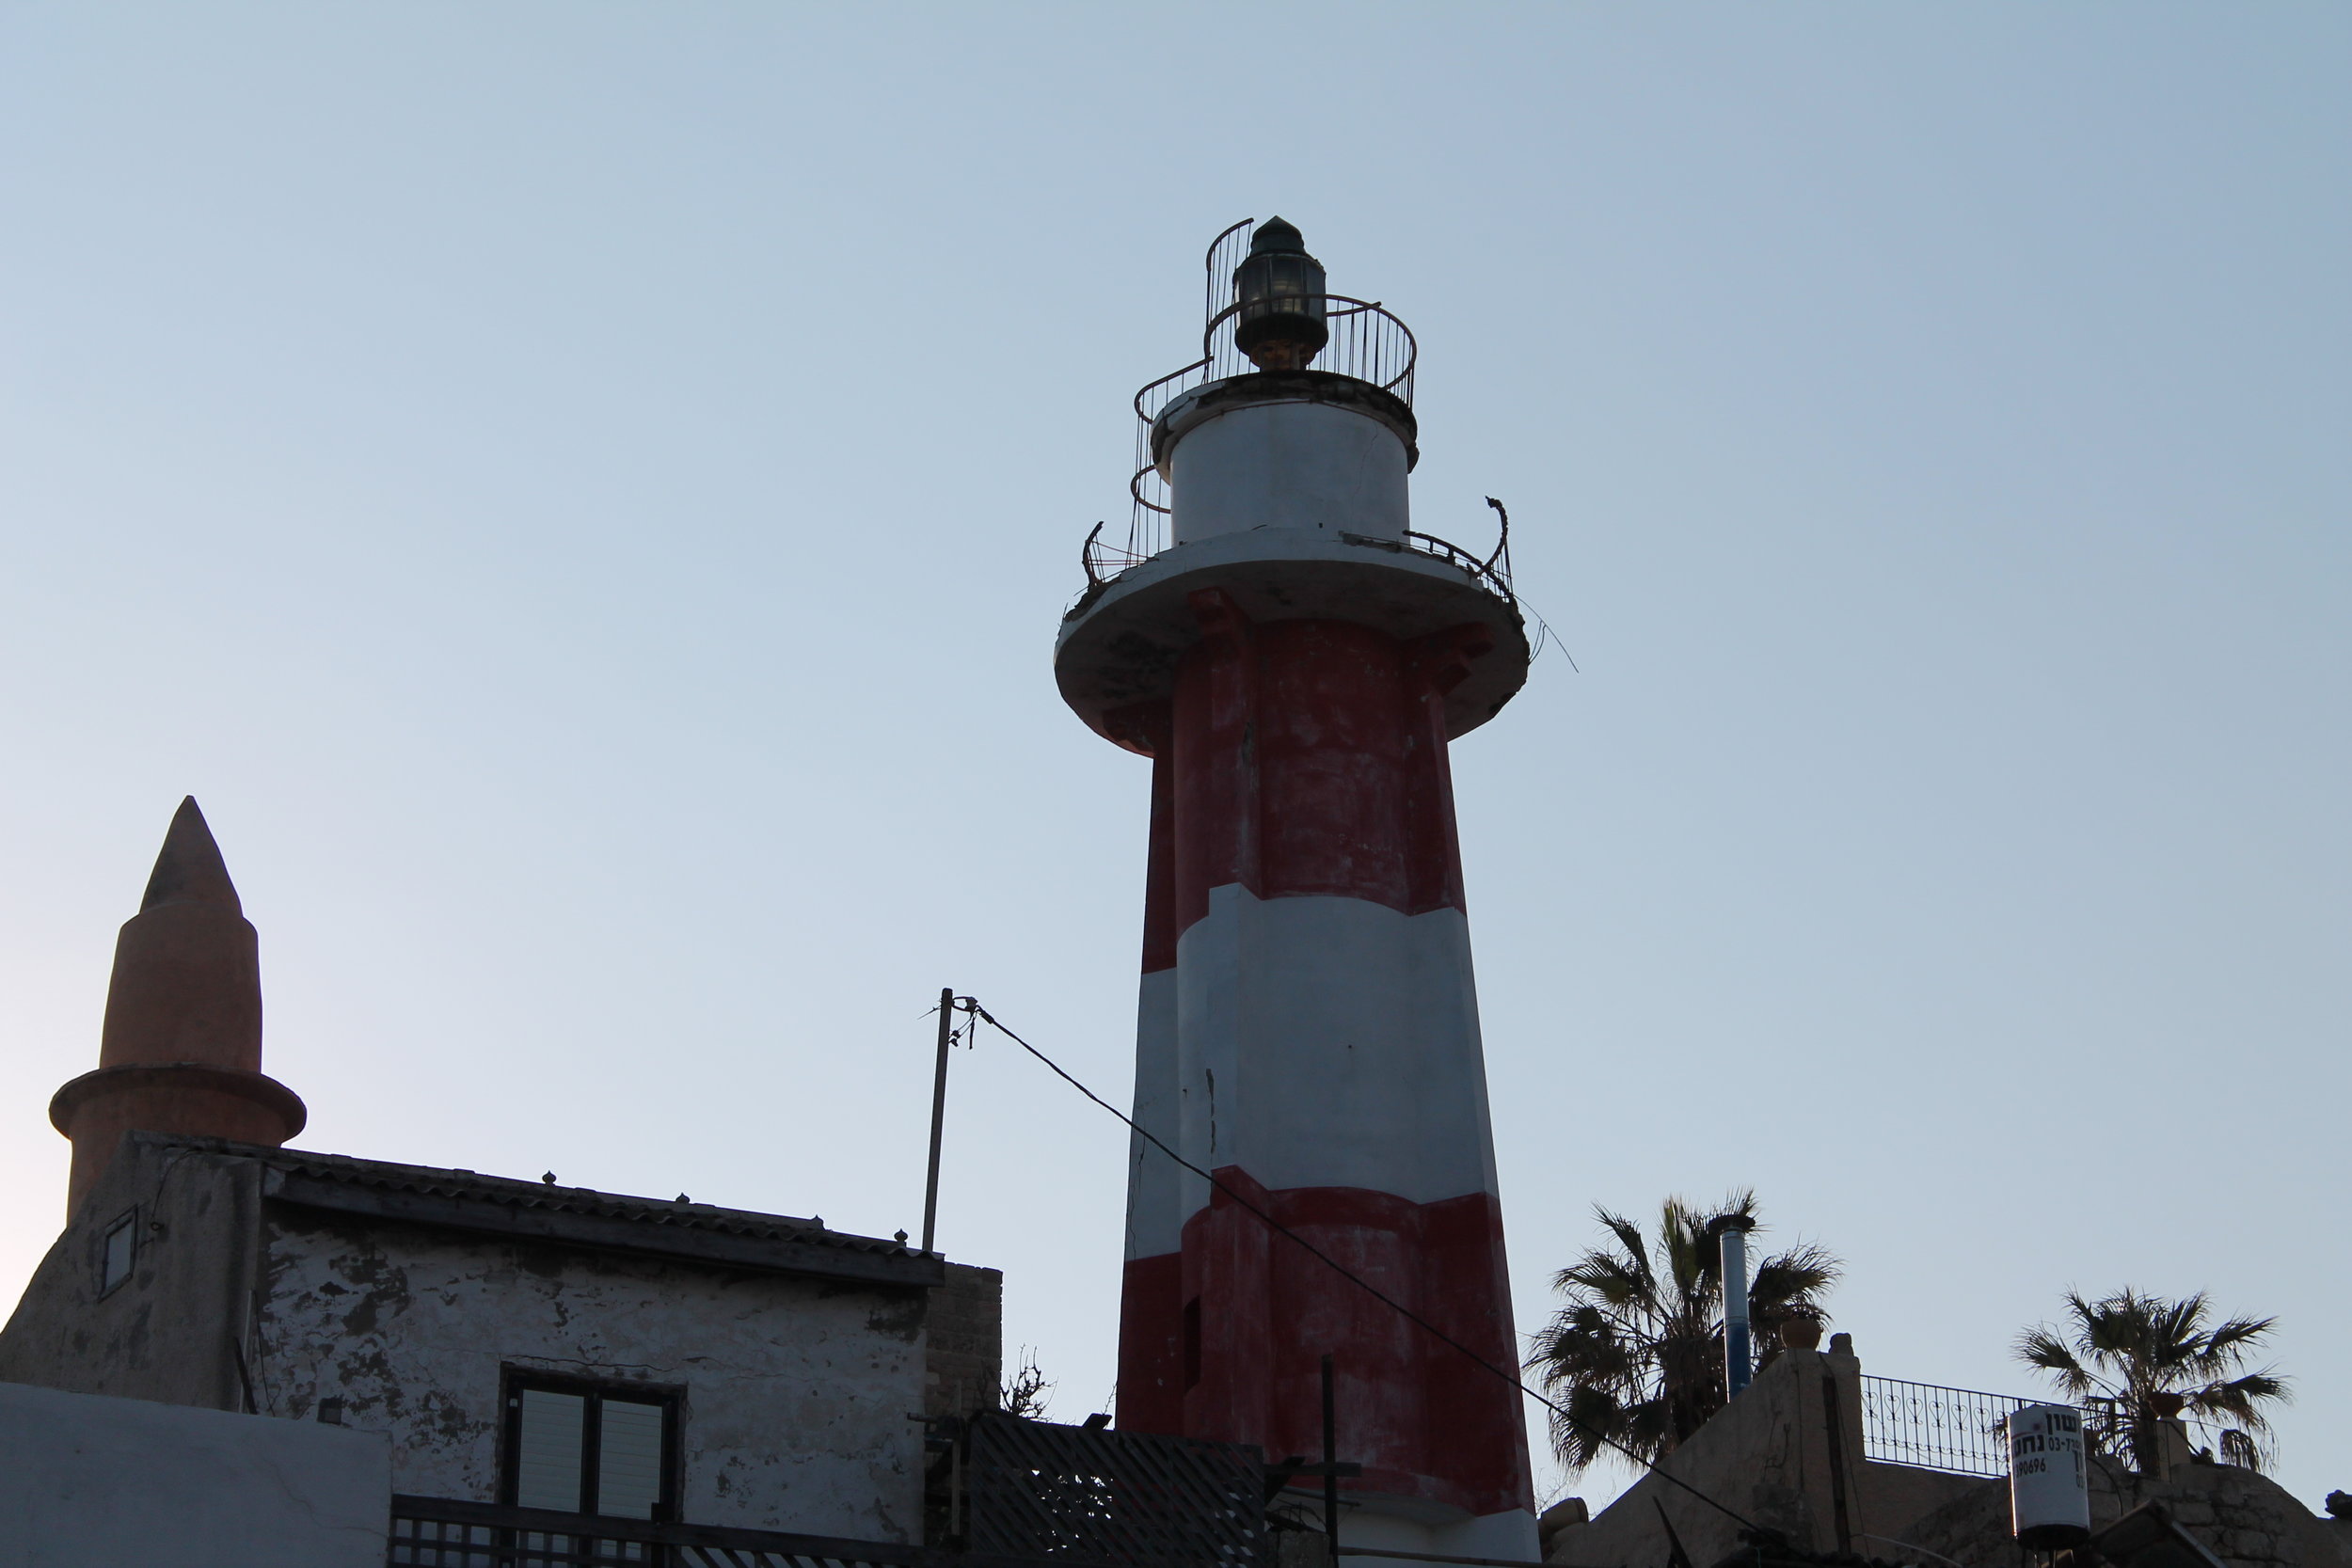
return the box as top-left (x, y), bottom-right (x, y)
top-left (1524, 1191), bottom-right (1840, 1473)
top-left (2014, 1289), bottom-right (2288, 1472)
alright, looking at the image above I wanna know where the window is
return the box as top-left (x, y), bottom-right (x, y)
top-left (99, 1211), bottom-right (136, 1295)
top-left (501, 1373), bottom-right (677, 1523)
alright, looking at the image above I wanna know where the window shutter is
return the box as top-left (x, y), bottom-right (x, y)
top-left (513, 1389), bottom-right (588, 1513)
top-left (596, 1400), bottom-right (666, 1519)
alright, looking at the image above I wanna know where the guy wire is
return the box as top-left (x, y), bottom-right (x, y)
top-left (957, 996), bottom-right (1763, 1536)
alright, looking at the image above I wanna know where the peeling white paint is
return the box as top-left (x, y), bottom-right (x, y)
top-left (258, 1211), bottom-right (927, 1541)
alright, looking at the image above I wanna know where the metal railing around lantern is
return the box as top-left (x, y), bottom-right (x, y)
top-left (1088, 218), bottom-right (1422, 577)
top-left (1122, 293), bottom-right (1419, 540)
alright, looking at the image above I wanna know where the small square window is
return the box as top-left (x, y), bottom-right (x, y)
top-left (99, 1212), bottom-right (136, 1295)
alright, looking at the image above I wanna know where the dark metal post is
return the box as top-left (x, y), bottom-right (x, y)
top-left (1321, 1354), bottom-right (1340, 1563)
top-left (921, 988), bottom-right (954, 1256)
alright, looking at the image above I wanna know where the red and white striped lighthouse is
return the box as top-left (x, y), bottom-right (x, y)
top-left (1057, 221), bottom-right (1537, 1561)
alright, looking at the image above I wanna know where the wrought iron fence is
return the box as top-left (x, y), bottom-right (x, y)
top-left (961, 1411), bottom-right (1267, 1568)
top-left (1859, 1381), bottom-right (2269, 1480)
top-left (1858, 1376), bottom-right (2042, 1478)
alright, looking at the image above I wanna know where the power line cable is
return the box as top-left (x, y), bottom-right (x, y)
top-left (955, 996), bottom-right (1762, 1535)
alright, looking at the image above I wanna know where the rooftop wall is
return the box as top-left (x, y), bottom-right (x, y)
top-left (0, 1379), bottom-right (388, 1567)
top-left (1545, 1344), bottom-right (1980, 1568)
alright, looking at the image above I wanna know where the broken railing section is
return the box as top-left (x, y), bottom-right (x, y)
top-left (944, 1410), bottom-right (1271, 1568)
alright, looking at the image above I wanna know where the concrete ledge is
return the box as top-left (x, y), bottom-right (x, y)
top-left (1057, 528), bottom-right (1530, 746)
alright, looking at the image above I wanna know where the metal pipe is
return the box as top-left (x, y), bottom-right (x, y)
top-left (1719, 1222), bottom-right (1755, 1399)
top-left (920, 988), bottom-right (953, 1256)
top-left (1719, 1219), bottom-right (1755, 1399)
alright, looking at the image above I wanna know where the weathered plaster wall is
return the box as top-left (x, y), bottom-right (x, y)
top-left (1549, 1348), bottom-right (1856, 1568)
top-left (1899, 1458), bottom-right (2352, 1568)
top-left (0, 1378), bottom-right (389, 1568)
top-left (926, 1262), bottom-right (1003, 1420)
top-left (0, 1133), bottom-right (261, 1412)
top-left (260, 1205), bottom-right (930, 1541)
top-left (1858, 1459), bottom-right (1984, 1548)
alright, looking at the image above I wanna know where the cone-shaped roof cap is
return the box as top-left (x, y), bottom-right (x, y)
top-left (1249, 215), bottom-right (1307, 254)
top-left (139, 797), bottom-right (243, 914)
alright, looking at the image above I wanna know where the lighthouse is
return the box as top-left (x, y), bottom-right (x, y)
top-left (1057, 221), bottom-right (1537, 1561)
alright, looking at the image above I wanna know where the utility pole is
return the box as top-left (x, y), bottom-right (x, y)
top-left (1322, 1354), bottom-right (1341, 1561)
top-left (921, 988), bottom-right (954, 1257)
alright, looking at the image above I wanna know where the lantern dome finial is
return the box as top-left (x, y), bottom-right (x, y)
top-left (1249, 215), bottom-right (1306, 254)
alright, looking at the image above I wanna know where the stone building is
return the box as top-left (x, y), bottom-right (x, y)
top-left (0, 799), bottom-right (1002, 1552)
top-left (1540, 1332), bottom-right (2350, 1568)
top-left (1900, 1445), bottom-right (2352, 1568)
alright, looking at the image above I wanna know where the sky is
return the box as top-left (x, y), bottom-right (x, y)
top-left (2, 0), bottom-right (2345, 1518)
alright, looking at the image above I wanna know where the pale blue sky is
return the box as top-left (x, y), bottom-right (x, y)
top-left (2, 2), bottom-right (2344, 1512)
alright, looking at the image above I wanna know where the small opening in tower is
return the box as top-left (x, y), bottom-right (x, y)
top-left (99, 1210), bottom-right (136, 1294)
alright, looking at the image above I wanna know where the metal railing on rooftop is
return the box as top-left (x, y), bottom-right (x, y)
top-left (1859, 1374), bottom-right (2033, 1477)
top-left (1856, 1375), bottom-right (2114, 1480)
top-left (391, 1494), bottom-right (931, 1566)
top-left (1858, 1375), bottom-right (2271, 1481)
top-left (390, 1409), bottom-right (1273, 1568)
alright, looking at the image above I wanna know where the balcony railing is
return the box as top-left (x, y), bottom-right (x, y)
top-left (389, 1495), bottom-right (952, 1568)
top-left (1856, 1376), bottom-right (2132, 1480)
top-left (391, 1409), bottom-right (1270, 1568)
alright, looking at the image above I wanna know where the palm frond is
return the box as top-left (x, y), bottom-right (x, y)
top-left (1595, 1208), bottom-right (1653, 1275)
top-left (1751, 1242), bottom-right (1841, 1308)
top-left (2186, 1370), bottom-right (2287, 1429)
top-left (1534, 1190), bottom-right (1839, 1475)
top-left (2015, 1327), bottom-right (2103, 1400)
top-left (2193, 1315), bottom-right (2278, 1370)
top-left (2018, 1288), bottom-right (2289, 1472)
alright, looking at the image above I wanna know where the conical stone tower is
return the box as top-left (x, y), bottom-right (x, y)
top-left (48, 798), bottom-right (306, 1213)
